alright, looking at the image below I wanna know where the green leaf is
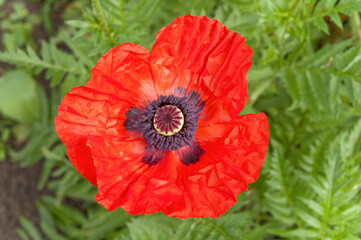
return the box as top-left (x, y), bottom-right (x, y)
top-left (314, 16), bottom-right (329, 34)
top-left (42, 196), bottom-right (87, 224)
top-left (299, 198), bottom-right (324, 216)
top-left (329, 12), bottom-right (343, 29)
top-left (271, 228), bottom-right (319, 238)
top-left (65, 20), bottom-right (89, 28)
top-left (16, 229), bottom-right (31, 240)
top-left (127, 215), bottom-right (179, 240)
top-left (0, 70), bottom-right (39, 123)
top-left (37, 156), bottom-right (56, 190)
top-left (175, 215), bottom-right (247, 240)
top-left (295, 209), bottom-right (322, 229)
top-left (79, 208), bottom-right (130, 239)
top-left (19, 216), bottom-right (42, 240)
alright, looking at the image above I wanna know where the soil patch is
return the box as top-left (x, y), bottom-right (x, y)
top-left (0, 0), bottom-right (65, 239)
top-left (0, 160), bottom-right (43, 240)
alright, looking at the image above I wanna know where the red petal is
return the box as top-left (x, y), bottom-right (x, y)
top-left (87, 43), bottom-right (158, 106)
top-left (196, 113), bottom-right (269, 183)
top-left (150, 15), bottom-right (252, 123)
top-left (161, 113), bottom-right (269, 218)
top-left (54, 86), bottom-right (132, 185)
top-left (86, 135), bottom-right (184, 214)
top-left (55, 43), bottom-right (156, 185)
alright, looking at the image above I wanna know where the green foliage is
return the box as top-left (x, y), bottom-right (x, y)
top-left (0, 119), bottom-right (11, 161)
top-left (0, 0), bottom-right (360, 239)
top-left (0, 2), bottom-right (41, 50)
top-left (0, 70), bottom-right (40, 123)
top-left (0, 40), bottom-right (91, 94)
top-left (265, 118), bottom-right (361, 239)
top-left (283, 40), bottom-right (361, 117)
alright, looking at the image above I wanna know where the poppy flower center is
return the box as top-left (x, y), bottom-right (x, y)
top-left (153, 105), bottom-right (184, 136)
top-left (124, 88), bottom-right (205, 165)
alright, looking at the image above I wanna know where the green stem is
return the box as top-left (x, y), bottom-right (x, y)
top-left (320, 157), bottom-right (336, 237)
top-left (351, 11), bottom-right (361, 43)
top-left (120, 0), bottom-right (125, 27)
top-left (278, 0), bottom-right (301, 67)
top-left (92, 0), bottom-right (115, 43)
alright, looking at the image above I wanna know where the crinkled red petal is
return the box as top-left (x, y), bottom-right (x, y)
top-left (54, 86), bottom-right (132, 185)
top-left (87, 135), bottom-right (183, 214)
top-left (150, 14), bottom-right (252, 124)
top-left (196, 113), bottom-right (269, 184)
top-left (87, 43), bottom-right (158, 105)
top-left (55, 43), bottom-right (155, 185)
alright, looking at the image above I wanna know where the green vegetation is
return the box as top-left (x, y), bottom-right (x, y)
top-left (0, 0), bottom-right (361, 239)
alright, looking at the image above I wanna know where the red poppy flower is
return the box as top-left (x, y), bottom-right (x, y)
top-left (54, 14), bottom-right (269, 218)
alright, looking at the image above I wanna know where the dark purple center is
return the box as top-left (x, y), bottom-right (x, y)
top-left (124, 88), bottom-right (205, 166)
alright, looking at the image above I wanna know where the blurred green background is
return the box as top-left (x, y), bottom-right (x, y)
top-left (0, 0), bottom-right (361, 239)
